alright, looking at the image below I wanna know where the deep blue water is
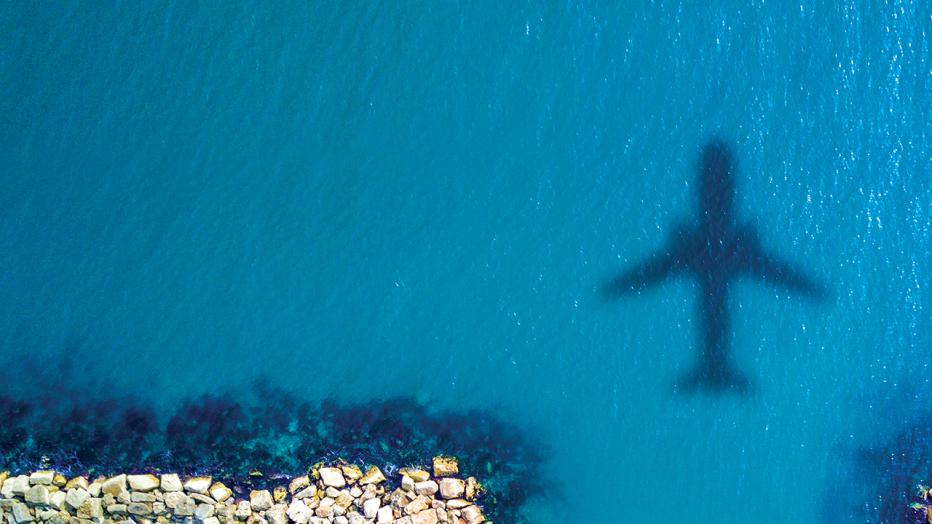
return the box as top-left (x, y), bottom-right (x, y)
top-left (1, 2), bottom-right (929, 522)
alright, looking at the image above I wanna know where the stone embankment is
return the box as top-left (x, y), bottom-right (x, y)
top-left (0, 457), bottom-right (485, 524)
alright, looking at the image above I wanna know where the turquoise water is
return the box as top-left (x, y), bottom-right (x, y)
top-left (1, 2), bottom-right (929, 522)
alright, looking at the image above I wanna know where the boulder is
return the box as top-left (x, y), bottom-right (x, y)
top-left (25, 486), bottom-right (50, 506)
top-left (461, 505), bottom-right (484, 524)
top-left (288, 476), bottom-right (309, 494)
top-left (160, 474), bottom-right (183, 493)
top-left (438, 479), bottom-right (465, 499)
top-left (414, 481), bottom-right (438, 497)
top-left (317, 468), bottom-right (345, 488)
top-left (209, 482), bottom-right (232, 503)
top-left (127, 475), bottom-right (159, 492)
top-left (249, 490), bottom-right (273, 512)
top-left (65, 488), bottom-right (89, 509)
top-left (432, 457), bottom-right (459, 477)
top-left (410, 510), bottom-right (439, 524)
top-left (376, 506), bottom-right (393, 524)
top-left (101, 475), bottom-right (127, 497)
top-left (362, 498), bottom-right (380, 519)
top-left (358, 467), bottom-right (385, 486)
top-left (29, 472), bottom-right (55, 486)
top-left (184, 477), bottom-right (212, 495)
top-left (286, 500), bottom-right (313, 524)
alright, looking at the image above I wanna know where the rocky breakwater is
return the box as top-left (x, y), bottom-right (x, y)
top-left (0, 457), bottom-right (486, 524)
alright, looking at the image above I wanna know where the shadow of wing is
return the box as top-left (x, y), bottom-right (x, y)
top-left (603, 250), bottom-right (682, 298)
top-left (745, 250), bottom-right (826, 299)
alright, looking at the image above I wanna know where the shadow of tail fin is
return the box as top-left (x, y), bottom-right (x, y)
top-left (675, 362), bottom-right (753, 395)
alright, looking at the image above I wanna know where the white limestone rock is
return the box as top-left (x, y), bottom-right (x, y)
top-left (48, 490), bottom-right (66, 510)
top-left (160, 474), bottom-right (183, 492)
top-left (4, 476), bottom-right (31, 497)
top-left (438, 478), bottom-right (465, 499)
top-left (25, 485), bottom-right (50, 506)
top-left (194, 503), bottom-right (215, 522)
top-left (28, 471), bottom-right (55, 486)
top-left (65, 488), bottom-right (89, 509)
top-left (127, 475), bottom-right (159, 492)
top-left (249, 490), bottom-right (273, 512)
top-left (318, 468), bottom-right (345, 488)
top-left (461, 505), bottom-right (485, 524)
top-left (362, 498), bottom-right (380, 519)
top-left (286, 500), bottom-right (313, 524)
top-left (184, 477), bottom-right (212, 495)
top-left (102, 475), bottom-right (128, 496)
top-left (414, 481), bottom-right (438, 497)
top-left (376, 505), bottom-right (393, 524)
top-left (293, 485), bottom-right (316, 500)
top-left (209, 482), bottom-right (232, 503)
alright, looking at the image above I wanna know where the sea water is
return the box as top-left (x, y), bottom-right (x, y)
top-left (1, 2), bottom-right (929, 522)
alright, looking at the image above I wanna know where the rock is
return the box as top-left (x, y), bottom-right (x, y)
top-left (464, 477), bottom-right (478, 500)
top-left (102, 475), bottom-right (128, 497)
top-left (438, 479), bottom-right (465, 499)
top-left (317, 468), bottom-right (345, 488)
top-left (272, 486), bottom-right (287, 503)
top-left (5, 476), bottom-right (31, 497)
top-left (362, 498), bottom-right (380, 519)
top-left (340, 466), bottom-right (362, 484)
top-left (25, 485), bottom-right (50, 506)
top-left (401, 469), bottom-right (430, 483)
top-left (49, 490), bottom-right (66, 510)
top-left (288, 476), bottom-right (309, 494)
top-left (194, 503), bottom-right (214, 522)
top-left (106, 504), bottom-right (128, 515)
top-left (208, 483), bottom-right (232, 503)
top-left (174, 496), bottom-right (196, 516)
top-left (266, 504), bottom-right (287, 524)
top-left (162, 491), bottom-right (185, 509)
top-left (202, 518), bottom-right (220, 524)
top-left (86, 479), bottom-right (102, 497)
top-left (461, 505), bottom-right (484, 524)
top-left (131, 492), bottom-right (156, 503)
top-left (127, 502), bottom-right (152, 516)
top-left (29, 472), bottom-right (55, 486)
top-left (410, 509), bottom-right (439, 524)
top-left (401, 475), bottom-right (415, 492)
top-left (249, 490), bottom-right (272, 512)
top-left (190, 493), bottom-right (215, 505)
top-left (234, 501), bottom-right (252, 519)
top-left (293, 485), bottom-right (316, 500)
top-left (64, 477), bottom-right (88, 491)
top-left (52, 474), bottom-right (66, 488)
top-left (376, 506), bottom-right (393, 524)
top-left (286, 500), bottom-right (313, 524)
top-left (11, 502), bottom-right (33, 523)
top-left (432, 457), bottom-right (459, 478)
top-left (65, 488), bottom-right (90, 509)
top-left (127, 475), bottom-right (160, 492)
top-left (77, 498), bottom-right (103, 519)
top-left (160, 475), bottom-right (183, 493)
top-left (358, 467), bottom-right (385, 486)
top-left (405, 496), bottom-right (431, 515)
top-left (184, 477), bottom-right (212, 495)
top-left (413, 481), bottom-right (438, 497)
top-left (445, 499), bottom-right (470, 509)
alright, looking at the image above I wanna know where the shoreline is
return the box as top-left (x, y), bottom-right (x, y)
top-left (0, 457), bottom-right (485, 524)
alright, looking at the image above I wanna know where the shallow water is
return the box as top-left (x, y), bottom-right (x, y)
top-left (1, 2), bottom-right (929, 522)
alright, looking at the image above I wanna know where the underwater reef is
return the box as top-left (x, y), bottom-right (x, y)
top-left (0, 384), bottom-right (545, 523)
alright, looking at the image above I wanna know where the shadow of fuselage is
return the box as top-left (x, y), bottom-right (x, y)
top-left (604, 139), bottom-right (826, 394)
